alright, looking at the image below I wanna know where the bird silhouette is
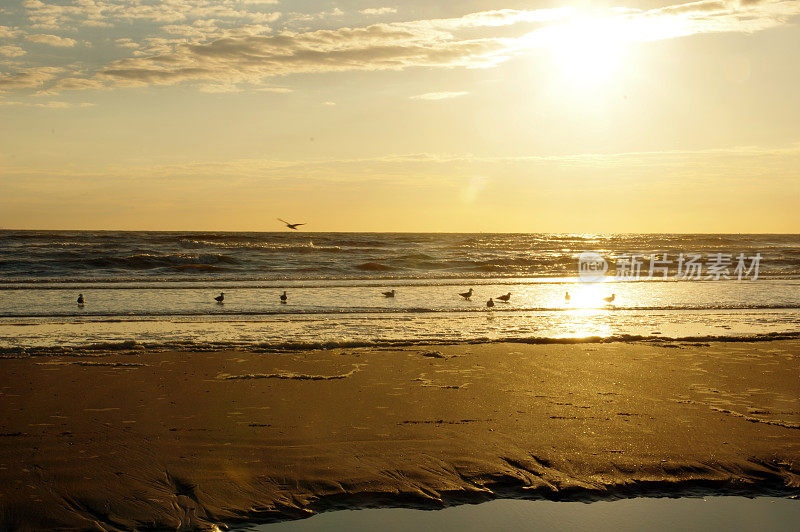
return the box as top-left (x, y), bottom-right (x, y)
top-left (486, 298), bottom-right (494, 308)
top-left (459, 288), bottom-right (473, 300)
top-left (497, 292), bottom-right (511, 302)
top-left (565, 292), bottom-right (571, 303)
top-left (382, 289), bottom-right (395, 298)
top-left (603, 294), bottom-right (615, 304)
top-left (280, 291), bottom-right (287, 303)
top-left (214, 292), bottom-right (225, 304)
top-left (77, 294), bottom-right (84, 305)
top-left (278, 218), bottom-right (306, 230)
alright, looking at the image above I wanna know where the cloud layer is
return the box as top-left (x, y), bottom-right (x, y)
top-left (0, 1), bottom-right (798, 96)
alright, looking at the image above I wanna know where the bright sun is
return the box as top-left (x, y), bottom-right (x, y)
top-left (544, 20), bottom-right (627, 85)
top-left (520, 12), bottom-right (642, 88)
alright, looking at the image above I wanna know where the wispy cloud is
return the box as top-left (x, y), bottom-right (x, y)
top-left (0, 99), bottom-right (92, 108)
top-left (21, 0), bottom-right (282, 29)
top-left (5, 143), bottom-right (798, 185)
top-left (0, 66), bottom-right (62, 91)
top-left (360, 7), bottom-right (398, 16)
top-left (410, 91), bottom-right (469, 100)
top-left (25, 33), bottom-right (76, 47)
top-left (254, 86), bottom-right (293, 93)
top-left (46, 8), bottom-right (562, 92)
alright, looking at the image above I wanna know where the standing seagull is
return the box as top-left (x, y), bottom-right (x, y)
top-left (278, 218), bottom-right (306, 230)
top-left (565, 292), bottom-right (571, 303)
top-left (77, 294), bottom-right (84, 305)
top-left (459, 288), bottom-right (474, 300)
top-left (382, 289), bottom-right (395, 298)
top-left (214, 292), bottom-right (225, 304)
top-left (603, 294), bottom-right (615, 304)
top-left (486, 298), bottom-right (495, 308)
top-left (497, 292), bottom-right (511, 302)
top-left (280, 291), bottom-right (288, 303)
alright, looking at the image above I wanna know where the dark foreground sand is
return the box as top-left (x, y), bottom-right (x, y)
top-left (1, 340), bottom-right (798, 530)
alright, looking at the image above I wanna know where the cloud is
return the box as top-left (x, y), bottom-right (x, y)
top-left (0, 45), bottom-right (26, 58)
top-left (25, 34), bottom-right (77, 47)
top-left (255, 86), bottom-right (293, 93)
top-left (0, 67), bottom-right (62, 90)
top-left (85, 27), bottom-right (509, 89)
top-left (69, 10), bottom-right (547, 91)
top-left (0, 25), bottom-right (23, 39)
top-left (360, 8), bottom-right (398, 16)
top-left (6, 2), bottom-right (800, 94)
top-left (196, 82), bottom-right (241, 93)
top-left (46, 77), bottom-right (106, 92)
top-left (5, 143), bottom-right (798, 188)
top-left (634, 0), bottom-right (800, 38)
top-left (0, 99), bottom-right (93, 108)
top-left (114, 38), bottom-right (139, 49)
top-left (22, 0), bottom-right (283, 29)
top-left (410, 91), bottom-right (469, 100)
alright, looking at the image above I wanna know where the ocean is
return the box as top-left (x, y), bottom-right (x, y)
top-left (1, 231), bottom-right (799, 351)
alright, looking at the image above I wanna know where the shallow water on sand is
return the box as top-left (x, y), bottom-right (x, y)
top-left (252, 497), bottom-right (799, 532)
top-left (1, 278), bottom-right (799, 349)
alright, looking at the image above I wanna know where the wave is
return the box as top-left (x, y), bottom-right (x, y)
top-left (355, 262), bottom-right (397, 271)
top-left (2, 231), bottom-right (800, 282)
top-left (3, 331), bottom-right (799, 357)
top-left (2, 303), bottom-right (800, 319)
top-left (178, 239), bottom-right (347, 253)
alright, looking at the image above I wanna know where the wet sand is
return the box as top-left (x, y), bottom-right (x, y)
top-left (0, 340), bottom-right (798, 530)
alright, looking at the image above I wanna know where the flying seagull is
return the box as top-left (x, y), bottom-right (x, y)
top-left (278, 218), bottom-right (306, 230)
top-left (382, 289), bottom-right (396, 298)
top-left (486, 298), bottom-right (495, 308)
top-left (459, 288), bottom-right (473, 300)
top-left (603, 294), bottom-right (615, 304)
top-left (214, 292), bottom-right (225, 304)
top-left (497, 292), bottom-right (511, 302)
top-left (280, 291), bottom-right (288, 303)
top-left (77, 294), bottom-right (84, 305)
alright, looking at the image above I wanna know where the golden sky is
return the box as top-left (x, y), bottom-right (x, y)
top-left (1, 0), bottom-right (799, 232)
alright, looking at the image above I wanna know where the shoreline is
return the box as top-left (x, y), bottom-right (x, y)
top-left (252, 497), bottom-right (800, 532)
top-left (1, 340), bottom-right (798, 529)
top-left (3, 330), bottom-right (800, 356)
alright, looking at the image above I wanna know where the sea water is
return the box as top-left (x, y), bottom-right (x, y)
top-left (1, 231), bottom-right (799, 350)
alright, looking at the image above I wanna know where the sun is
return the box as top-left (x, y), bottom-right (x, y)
top-left (544, 19), bottom-right (628, 86)
top-left (518, 11), bottom-right (643, 89)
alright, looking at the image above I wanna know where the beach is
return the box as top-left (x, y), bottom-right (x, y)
top-left (1, 338), bottom-right (798, 530)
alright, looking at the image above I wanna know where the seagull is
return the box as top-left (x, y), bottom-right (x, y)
top-left (497, 292), bottom-right (511, 302)
top-left (382, 289), bottom-right (395, 298)
top-left (603, 294), bottom-right (615, 304)
top-left (565, 292), bottom-right (571, 303)
top-left (278, 218), bottom-right (306, 230)
top-left (486, 298), bottom-right (495, 308)
top-left (214, 292), bottom-right (225, 304)
top-left (459, 288), bottom-right (473, 300)
top-left (77, 294), bottom-right (84, 305)
top-left (280, 291), bottom-right (288, 303)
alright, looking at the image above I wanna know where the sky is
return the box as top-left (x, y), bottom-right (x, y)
top-left (0, 0), bottom-right (798, 232)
